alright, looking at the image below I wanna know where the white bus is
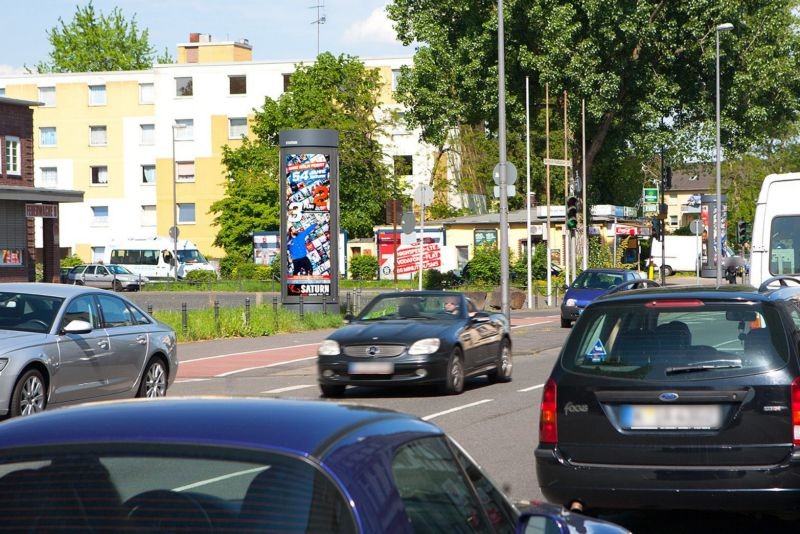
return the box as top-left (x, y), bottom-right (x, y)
top-left (105, 237), bottom-right (217, 280)
top-left (751, 173), bottom-right (800, 287)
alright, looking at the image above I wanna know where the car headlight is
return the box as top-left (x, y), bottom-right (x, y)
top-left (318, 339), bottom-right (341, 356)
top-left (566, 298), bottom-right (576, 307)
top-left (409, 338), bottom-right (441, 355)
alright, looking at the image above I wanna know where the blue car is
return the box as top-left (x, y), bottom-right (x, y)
top-left (0, 398), bottom-right (629, 533)
top-left (560, 268), bottom-right (645, 328)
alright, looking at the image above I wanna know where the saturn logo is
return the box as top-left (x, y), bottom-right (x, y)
top-left (367, 346), bottom-right (380, 356)
top-left (659, 392), bottom-right (679, 402)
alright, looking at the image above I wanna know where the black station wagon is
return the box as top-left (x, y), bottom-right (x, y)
top-left (536, 276), bottom-right (800, 516)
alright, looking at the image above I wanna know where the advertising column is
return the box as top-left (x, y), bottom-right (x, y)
top-left (279, 129), bottom-right (339, 312)
top-left (700, 193), bottom-right (727, 278)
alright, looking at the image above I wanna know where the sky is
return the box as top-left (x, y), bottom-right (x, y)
top-left (0, 0), bottom-right (413, 74)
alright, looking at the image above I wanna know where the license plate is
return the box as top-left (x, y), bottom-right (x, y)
top-left (620, 404), bottom-right (722, 430)
top-left (349, 362), bottom-right (394, 374)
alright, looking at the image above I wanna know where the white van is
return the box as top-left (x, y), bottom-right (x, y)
top-left (751, 173), bottom-right (800, 287)
top-left (105, 237), bottom-right (217, 280)
top-left (649, 235), bottom-right (703, 275)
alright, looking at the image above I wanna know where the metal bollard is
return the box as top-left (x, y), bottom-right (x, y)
top-left (147, 304), bottom-right (153, 315)
top-left (345, 293), bottom-right (352, 315)
top-left (299, 295), bottom-right (304, 319)
top-left (214, 300), bottom-right (220, 331)
top-left (534, 284), bottom-right (538, 309)
top-left (273, 295), bottom-right (279, 329)
top-left (181, 303), bottom-right (188, 335)
top-left (322, 296), bottom-right (327, 314)
top-left (245, 297), bottom-right (251, 326)
top-left (356, 288), bottom-right (362, 314)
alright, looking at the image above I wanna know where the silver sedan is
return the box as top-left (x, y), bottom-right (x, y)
top-left (67, 264), bottom-right (148, 291)
top-left (0, 283), bottom-right (177, 418)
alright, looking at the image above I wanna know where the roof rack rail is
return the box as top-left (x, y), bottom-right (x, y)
top-left (757, 275), bottom-right (800, 293)
top-left (607, 279), bottom-right (661, 295)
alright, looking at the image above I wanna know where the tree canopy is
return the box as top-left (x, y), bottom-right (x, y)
top-left (388, 0), bottom-right (800, 207)
top-left (211, 53), bottom-right (401, 262)
top-left (34, 1), bottom-right (171, 73)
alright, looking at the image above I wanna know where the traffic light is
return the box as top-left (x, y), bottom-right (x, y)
top-left (566, 196), bottom-right (579, 230)
top-left (737, 220), bottom-right (748, 244)
top-left (652, 217), bottom-right (662, 240)
top-left (664, 166), bottom-right (673, 190)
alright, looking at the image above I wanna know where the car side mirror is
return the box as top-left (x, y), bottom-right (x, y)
top-left (343, 313), bottom-right (354, 324)
top-left (62, 320), bottom-right (93, 335)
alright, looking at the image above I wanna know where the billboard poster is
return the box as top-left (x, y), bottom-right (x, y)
top-left (378, 228), bottom-right (445, 279)
top-left (253, 232), bottom-right (280, 266)
top-left (285, 153), bottom-right (332, 296)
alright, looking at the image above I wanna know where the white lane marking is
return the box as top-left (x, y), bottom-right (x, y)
top-left (174, 378), bottom-right (211, 384)
top-left (173, 466), bottom-right (269, 492)
top-left (263, 384), bottom-right (314, 394)
top-left (216, 355), bottom-right (317, 378)
top-left (422, 399), bottom-right (494, 421)
top-left (511, 317), bottom-right (557, 330)
top-left (518, 383), bottom-right (544, 392)
top-left (180, 342), bottom-right (321, 365)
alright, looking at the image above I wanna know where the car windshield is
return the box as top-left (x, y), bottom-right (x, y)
top-left (0, 292), bottom-right (63, 333)
top-left (107, 265), bottom-right (134, 275)
top-left (177, 249), bottom-right (207, 264)
top-left (0, 445), bottom-right (356, 533)
top-left (570, 271), bottom-right (625, 290)
top-left (357, 294), bottom-right (462, 321)
top-left (562, 300), bottom-right (788, 380)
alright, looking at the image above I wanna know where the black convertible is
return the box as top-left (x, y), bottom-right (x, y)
top-left (317, 291), bottom-right (512, 397)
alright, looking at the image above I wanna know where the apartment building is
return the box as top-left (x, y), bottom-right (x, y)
top-left (0, 34), bottom-right (432, 262)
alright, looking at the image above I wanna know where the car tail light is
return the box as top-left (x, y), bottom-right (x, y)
top-left (645, 299), bottom-right (705, 308)
top-left (792, 377), bottom-right (800, 446)
top-left (539, 379), bottom-right (558, 444)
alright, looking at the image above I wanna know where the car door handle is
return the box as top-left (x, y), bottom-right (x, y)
top-left (97, 340), bottom-right (109, 350)
top-left (136, 335), bottom-right (147, 345)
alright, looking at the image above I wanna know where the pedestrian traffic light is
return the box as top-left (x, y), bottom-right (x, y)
top-left (652, 218), bottom-right (662, 240)
top-left (566, 196), bottom-right (579, 230)
top-left (737, 220), bottom-right (748, 244)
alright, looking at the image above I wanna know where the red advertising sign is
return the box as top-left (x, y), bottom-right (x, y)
top-left (394, 243), bottom-right (442, 275)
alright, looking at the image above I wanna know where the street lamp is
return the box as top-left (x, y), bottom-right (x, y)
top-left (715, 22), bottom-right (733, 285)
top-left (171, 123), bottom-right (187, 281)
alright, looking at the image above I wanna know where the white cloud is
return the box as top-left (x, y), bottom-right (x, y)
top-left (0, 64), bottom-right (27, 76)
top-left (342, 5), bottom-right (399, 45)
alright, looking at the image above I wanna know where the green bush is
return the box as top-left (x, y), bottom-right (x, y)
top-left (185, 270), bottom-right (217, 283)
top-left (219, 256), bottom-right (243, 279)
top-left (466, 245), bottom-right (501, 284)
top-left (350, 254), bottom-right (379, 281)
top-left (266, 255), bottom-right (282, 281)
top-left (60, 254), bottom-right (84, 268)
top-left (423, 269), bottom-right (444, 289)
top-left (234, 262), bottom-right (272, 281)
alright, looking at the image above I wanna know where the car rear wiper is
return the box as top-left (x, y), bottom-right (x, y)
top-left (665, 359), bottom-right (743, 375)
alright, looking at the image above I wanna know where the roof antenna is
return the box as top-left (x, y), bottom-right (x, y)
top-left (310, 1), bottom-right (326, 58)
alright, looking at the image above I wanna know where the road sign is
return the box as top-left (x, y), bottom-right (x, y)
top-left (690, 219), bottom-right (703, 236)
top-left (493, 162), bottom-right (518, 185)
top-left (493, 185), bottom-right (516, 198)
top-left (643, 203), bottom-right (657, 213)
top-left (401, 211), bottom-right (416, 234)
top-left (413, 184), bottom-right (433, 206)
top-left (168, 226), bottom-right (180, 240)
top-left (543, 158), bottom-right (572, 167)
top-left (643, 188), bottom-right (658, 203)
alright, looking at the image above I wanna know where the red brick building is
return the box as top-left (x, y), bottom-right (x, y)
top-left (0, 96), bottom-right (82, 283)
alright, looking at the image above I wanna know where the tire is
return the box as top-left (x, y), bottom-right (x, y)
top-left (113, 279), bottom-right (123, 292)
top-left (443, 347), bottom-right (465, 395)
top-left (661, 265), bottom-right (674, 277)
top-left (137, 358), bottom-right (168, 398)
top-left (320, 384), bottom-right (346, 398)
top-left (75, 280), bottom-right (84, 286)
top-left (561, 317), bottom-right (571, 328)
top-left (10, 369), bottom-right (47, 417)
top-left (487, 338), bottom-right (513, 383)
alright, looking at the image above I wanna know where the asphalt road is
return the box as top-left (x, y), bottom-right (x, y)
top-left (169, 300), bottom-right (795, 533)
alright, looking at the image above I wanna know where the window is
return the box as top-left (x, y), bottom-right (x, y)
top-left (176, 161), bottom-right (195, 183)
top-left (176, 77), bottom-right (193, 97)
top-left (91, 166), bottom-right (108, 185)
top-left (39, 127), bottom-right (56, 147)
top-left (0, 88), bottom-right (4, 96)
top-left (228, 117), bottom-right (247, 138)
top-left (282, 73), bottom-right (292, 92)
top-left (769, 215), bottom-right (800, 275)
top-left (393, 155), bottom-right (413, 176)
top-left (91, 206), bottom-right (109, 225)
top-left (90, 126), bottom-right (107, 146)
top-left (139, 82), bottom-right (154, 104)
top-left (91, 247), bottom-right (105, 263)
top-left (670, 215), bottom-right (678, 227)
top-left (141, 165), bottom-right (155, 185)
top-left (141, 205), bottom-right (156, 227)
top-left (140, 124), bottom-right (154, 145)
top-left (229, 75), bottom-right (246, 95)
top-left (40, 167), bottom-right (58, 188)
top-left (61, 295), bottom-right (99, 329)
top-left (88, 84), bottom-right (106, 105)
top-left (174, 119), bottom-right (193, 140)
top-left (4, 136), bottom-right (20, 175)
top-left (177, 203), bottom-right (195, 224)
top-left (391, 68), bottom-right (403, 91)
top-left (38, 86), bottom-right (55, 106)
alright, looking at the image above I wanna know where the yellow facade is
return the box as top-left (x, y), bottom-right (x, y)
top-left (176, 42), bottom-right (252, 64)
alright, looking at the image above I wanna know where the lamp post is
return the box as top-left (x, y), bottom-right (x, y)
top-left (715, 22), bottom-right (733, 286)
top-left (171, 123), bottom-right (187, 281)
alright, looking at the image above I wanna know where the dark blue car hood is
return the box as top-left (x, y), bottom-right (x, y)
top-left (328, 320), bottom-right (456, 343)
top-left (564, 287), bottom-right (608, 307)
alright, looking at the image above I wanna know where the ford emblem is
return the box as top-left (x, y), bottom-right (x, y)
top-left (659, 392), bottom-right (679, 402)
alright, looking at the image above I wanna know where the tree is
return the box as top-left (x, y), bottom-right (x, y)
top-left (34, 1), bottom-right (171, 73)
top-left (387, 0), bottom-right (800, 206)
top-left (211, 53), bottom-right (400, 262)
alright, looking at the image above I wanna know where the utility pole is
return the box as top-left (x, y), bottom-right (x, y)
top-left (497, 0), bottom-right (510, 321)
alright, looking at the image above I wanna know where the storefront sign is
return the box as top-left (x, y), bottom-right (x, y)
top-left (25, 204), bottom-right (58, 218)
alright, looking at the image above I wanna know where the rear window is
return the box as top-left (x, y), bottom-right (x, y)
top-left (561, 300), bottom-right (789, 380)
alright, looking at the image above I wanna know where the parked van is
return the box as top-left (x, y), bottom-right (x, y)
top-left (649, 235), bottom-right (703, 276)
top-left (751, 173), bottom-right (800, 287)
top-left (105, 237), bottom-right (217, 280)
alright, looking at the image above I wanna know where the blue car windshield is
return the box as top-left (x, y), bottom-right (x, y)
top-left (358, 294), bottom-right (462, 320)
top-left (570, 272), bottom-right (624, 290)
